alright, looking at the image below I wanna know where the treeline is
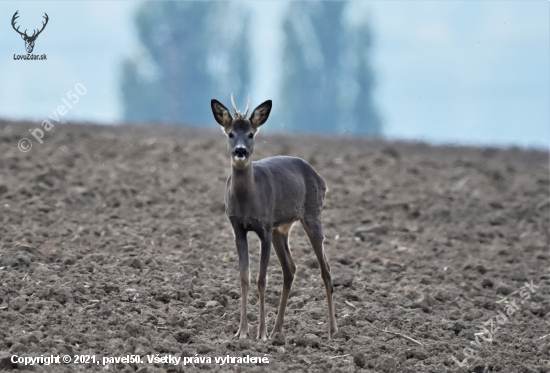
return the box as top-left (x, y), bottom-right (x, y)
top-left (121, 1), bottom-right (381, 136)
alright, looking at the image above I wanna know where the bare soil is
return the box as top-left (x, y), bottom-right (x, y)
top-left (0, 121), bottom-right (548, 373)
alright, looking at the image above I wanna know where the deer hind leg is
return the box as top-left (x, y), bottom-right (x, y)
top-left (271, 225), bottom-right (297, 336)
top-left (301, 215), bottom-right (338, 338)
top-left (256, 229), bottom-right (272, 341)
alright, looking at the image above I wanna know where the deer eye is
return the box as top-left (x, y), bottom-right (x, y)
top-left (228, 132), bottom-right (234, 139)
top-left (248, 133), bottom-right (254, 139)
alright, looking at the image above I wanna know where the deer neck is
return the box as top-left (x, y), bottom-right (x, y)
top-left (230, 160), bottom-right (255, 201)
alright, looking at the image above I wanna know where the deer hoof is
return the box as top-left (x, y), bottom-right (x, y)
top-left (329, 328), bottom-right (341, 340)
top-left (270, 332), bottom-right (286, 346)
top-left (234, 327), bottom-right (249, 339)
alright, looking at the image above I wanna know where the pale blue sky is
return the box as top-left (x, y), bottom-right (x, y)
top-left (0, 1), bottom-right (548, 149)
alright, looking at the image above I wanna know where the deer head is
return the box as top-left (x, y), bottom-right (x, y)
top-left (211, 94), bottom-right (272, 165)
top-left (12, 11), bottom-right (49, 54)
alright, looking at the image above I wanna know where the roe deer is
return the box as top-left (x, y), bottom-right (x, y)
top-left (211, 94), bottom-right (338, 340)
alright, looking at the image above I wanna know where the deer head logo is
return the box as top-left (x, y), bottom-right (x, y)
top-left (12, 11), bottom-right (49, 54)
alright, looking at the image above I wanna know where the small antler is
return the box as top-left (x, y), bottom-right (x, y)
top-left (230, 93), bottom-right (252, 119)
top-left (243, 94), bottom-right (251, 118)
top-left (231, 93), bottom-right (239, 116)
top-left (11, 11), bottom-right (26, 37)
top-left (30, 13), bottom-right (49, 39)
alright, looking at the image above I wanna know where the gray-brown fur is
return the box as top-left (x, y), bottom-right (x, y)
top-left (211, 96), bottom-right (338, 340)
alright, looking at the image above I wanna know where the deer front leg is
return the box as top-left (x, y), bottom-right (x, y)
top-left (256, 229), bottom-right (272, 341)
top-left (234, 227), bottom-right (250, 339)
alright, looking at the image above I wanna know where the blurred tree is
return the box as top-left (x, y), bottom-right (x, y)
top-left (279, 1), bottom-right (381, 136)
top-left (121, 1), bottom-right (250, 125)
top-left (121, 58), bottom-right (162, 122)
top-left (122, 1), bottom-right (380, 136)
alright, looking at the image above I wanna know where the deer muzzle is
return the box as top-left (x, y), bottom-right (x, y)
top-left (233, 146), bottom-right (248, 161)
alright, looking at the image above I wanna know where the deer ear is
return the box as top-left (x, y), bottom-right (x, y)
top-left (249, 100), bottom-right (272, 129)
top-left (211, 99), bottom-right (232, 129)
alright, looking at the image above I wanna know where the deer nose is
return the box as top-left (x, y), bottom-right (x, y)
top-left (235, 146), bottom-right (248, 158)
